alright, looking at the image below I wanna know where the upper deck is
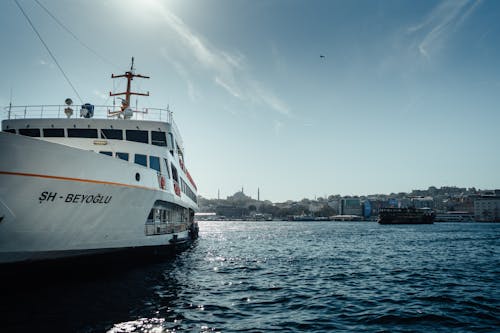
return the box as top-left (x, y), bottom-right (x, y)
top-left (3, 104), bottom-right (172, 122)
top-left (2, 104), bottom-right (184, 149)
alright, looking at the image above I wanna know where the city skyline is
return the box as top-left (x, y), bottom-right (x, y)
top-left (205, 184), bottom-right (496, 202)
top-left (1, 0), bottom-right (499, 202)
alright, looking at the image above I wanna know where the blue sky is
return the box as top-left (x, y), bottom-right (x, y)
top-left (1, 0), bottom-right (499, 201)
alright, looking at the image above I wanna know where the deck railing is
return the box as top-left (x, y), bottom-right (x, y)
top-left (144, 222), bottom-right (187, 236)
top-left (3, 104), bottom-right (173, 123)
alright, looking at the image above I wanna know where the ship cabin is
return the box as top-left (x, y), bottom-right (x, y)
top-left (2, 114), bottom-right (197, 204)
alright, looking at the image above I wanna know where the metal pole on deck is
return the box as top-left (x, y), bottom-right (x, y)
top-left (8, 88), bottom-right (12, 119)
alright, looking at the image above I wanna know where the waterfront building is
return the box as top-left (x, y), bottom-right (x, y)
top-left (411, 196), bottom-right (434, 209)
top-left (474, 194), bottom-right (500, 222)
top-left (339, 198), bottom-right (362, 216)
top-left (362, 200), bottom-right (372, 218)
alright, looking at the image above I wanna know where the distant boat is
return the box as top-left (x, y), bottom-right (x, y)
top-left (434, 212), bottom-right (474, 222)
top-left (289, 215), bottom-right (315, 221)
top-left (378, 207), bottom-right (434, 224)
top-left (330, 215), bottom-right (363, 222)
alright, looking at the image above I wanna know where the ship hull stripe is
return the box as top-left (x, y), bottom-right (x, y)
top-left (0, 170), bottom-right (154, 190)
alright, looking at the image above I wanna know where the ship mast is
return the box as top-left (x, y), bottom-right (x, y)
top-left (109, 57), bottom-right (150, 118)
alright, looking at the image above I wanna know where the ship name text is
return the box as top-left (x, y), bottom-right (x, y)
top-left (38, 191), bottom-right (112, 204)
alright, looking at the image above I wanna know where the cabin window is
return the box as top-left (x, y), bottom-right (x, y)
top-left (19, 128), bottom-right (41, 137)
top-left (149, 156), bottom-right (161, 172)
top-left (126, 130), bottom-right (148, 143)
top-left (163, 158), bottom-right (170, 178)
top-left (43, 128), bottom-right (65, 137)
top-left (101, 129), bottom-right (123, 140)
top-left (67, 128), bottom-right (98, 138)
top-left (169, 133), bottom-right (174, 155)
top-left (99, 151), bottom-right (112, 156)
top-left (151, 131), bottom-right (167, 146)
top-left (116, 152), bottom-right (129, 161)
top-left (134, 154), bottom-right (147, 167)
top-left (4, 129), bottom-right (16, 134)
top-left (171, 165), bottom-right (179, 182)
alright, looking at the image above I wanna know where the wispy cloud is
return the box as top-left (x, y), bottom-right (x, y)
top-left (161, 49), bottom-right (200, 102)
top-left (214, 76), bottom-right (242, 99)
top-left (155, 5), bottom-right (290, 116)
top-left (408, 0), bottom-right (482, 59)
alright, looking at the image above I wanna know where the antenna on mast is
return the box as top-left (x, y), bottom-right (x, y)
top-left (108, 57), bottom-right (149, 119)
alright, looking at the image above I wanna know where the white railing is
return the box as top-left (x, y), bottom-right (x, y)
top-left (3, 104), bottom-right (173, 123)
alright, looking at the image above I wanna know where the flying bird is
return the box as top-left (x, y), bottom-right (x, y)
top-left (320, 55), bottom-right (325, 58)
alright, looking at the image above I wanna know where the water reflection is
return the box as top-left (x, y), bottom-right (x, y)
top-left (0, 250), bottom-right (192, 333)
top-left (1, 222), bottom-right (499, 332)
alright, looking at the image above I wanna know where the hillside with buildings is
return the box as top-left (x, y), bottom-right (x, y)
top-left (197, 187), bottom-right (500, 222)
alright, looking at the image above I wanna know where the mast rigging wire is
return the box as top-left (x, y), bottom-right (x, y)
top-left (14, 0), bottom-right (83, 104)
top-left (33, 0), bottom-right (119, 70)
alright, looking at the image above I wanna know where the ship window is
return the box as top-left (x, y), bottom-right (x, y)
top-left (169, 133), bottom-right (174, 155)
top-left (149, 156), bottom-right (161, 172)
top-left (4, 129), bottom-right (16, 134)
top-left (99, 151), bottom-right (112, 156)
top-left (67, 128), bottom-right (98, 138)
top-left (43, 128), bottom-right (65, 137)
top-left (116, 152), bottom-right (129, 161)
top-left (101, 129), bottom-right (123, 140)
top-left (163, 158), bottom-right (170, 178)
top-left (151, 131), bottom-right (167, 146)
top-left (126, 130), bottom-right (148, 143)
top-left (134, 154), bottom-right (147, 167)
top-left (171, 165), bottom-right (179, 182)
top-left (19, 128), bottom-right (40, 137)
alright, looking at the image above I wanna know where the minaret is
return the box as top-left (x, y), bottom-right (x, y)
top-left (258, 187), bottom-right (260, 201)
top-left (217, 189), bottom-right (220, 200)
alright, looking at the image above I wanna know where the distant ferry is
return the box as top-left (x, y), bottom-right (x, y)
top-left (0, 61), bottom-right (199, 264)
top-left (434, 212), bottom-right (474, 222)
top-left (378, 207), bottom-right (434, 224)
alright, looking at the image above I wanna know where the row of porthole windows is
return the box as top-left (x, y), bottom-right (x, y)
top-left (5, 127), bottom-right (169, 147)
top-left (180, 178), bottom-right (197, 203)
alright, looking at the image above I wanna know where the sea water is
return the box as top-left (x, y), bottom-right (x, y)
top-left (1, 221), bottom-right (499, 332)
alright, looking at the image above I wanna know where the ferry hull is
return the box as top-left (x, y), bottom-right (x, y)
top-left (0, 132), bottom-right (197, 264)
top-left (378, 207), bottom-right (435, 225)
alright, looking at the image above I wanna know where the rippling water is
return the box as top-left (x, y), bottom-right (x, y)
top-left (2, 222), bottom-right (499, 332)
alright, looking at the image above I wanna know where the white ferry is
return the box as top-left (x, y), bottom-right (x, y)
top-left (0, 62), bottom-right (199, 264)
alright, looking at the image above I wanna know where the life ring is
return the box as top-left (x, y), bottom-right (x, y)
top-left (160, 176), bottom-right (166, 189)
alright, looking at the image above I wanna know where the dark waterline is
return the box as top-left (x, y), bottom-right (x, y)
top-left (1, 221), bottom-right (499, 332)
